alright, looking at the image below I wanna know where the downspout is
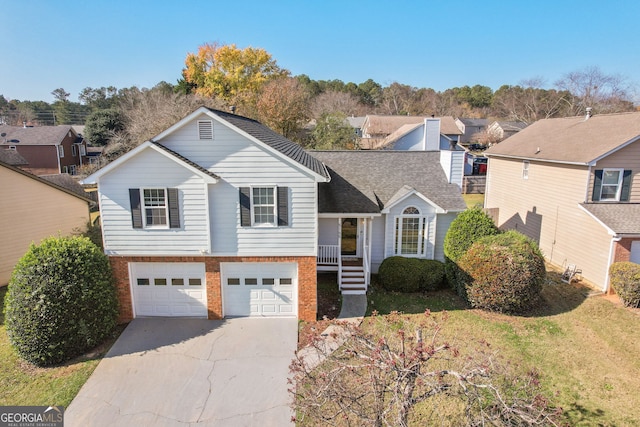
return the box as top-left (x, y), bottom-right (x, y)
top-left (605, 235), bottom-right (621, 294)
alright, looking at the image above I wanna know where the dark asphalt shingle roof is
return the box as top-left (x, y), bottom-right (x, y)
top-left (310, 150), bottom-right (467, 214)
top-left (0, 125), bottom-right (74, 146)
top-left (0, 149), bottom-right (28, 165)
top-left (208, 108), bottom-right (329, 180)
top-left (581, 203), bottom-right (640, 234)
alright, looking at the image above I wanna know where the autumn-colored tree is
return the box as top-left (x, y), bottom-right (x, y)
top-left (256, 77), bottom-right (310, 139)
top-left (310, 90), bottom-right (364, 118)
top-left (183, 43), bottom-right (289, 110)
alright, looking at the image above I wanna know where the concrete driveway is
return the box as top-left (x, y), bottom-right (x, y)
top-left (65, 317), bottom-right (298, 427)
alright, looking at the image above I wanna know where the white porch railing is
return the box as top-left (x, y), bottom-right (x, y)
top-left (318, 245), bottom-right (340, 265)
top-left (362, 244), bottom-right (370, 288)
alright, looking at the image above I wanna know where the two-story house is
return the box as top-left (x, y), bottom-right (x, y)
top-left (484, 111), bottom-right (640, 292)
top-left (0, 125), bottom-right (88, 175)
top-left (359, 115), bottom-right (462, 150)
top-left (83, 107), bottom-right (466, 322)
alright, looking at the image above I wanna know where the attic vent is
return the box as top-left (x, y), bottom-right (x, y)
top-left (198, 120), bottom-right (213, 140)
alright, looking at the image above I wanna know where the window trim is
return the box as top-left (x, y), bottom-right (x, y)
top-left (58, 145), bottom-right (64, 158)
top-left (250, 186), bottom-right (277, 227)
top-left (394, 206), bottom-right (427, 257)
top-left (142, 188), bottom-right (170, 229)
top-left (79, 144), bottom-right (86, 156)
top-left (522, 160), bottom-right (530, 180)
top-left (71, 145), bottom-right (77, 157)
top-left (599, 168), bottom-right (625, 201)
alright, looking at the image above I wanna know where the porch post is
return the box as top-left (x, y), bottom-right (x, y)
top-left (337, 217), bottom-right (342, 289)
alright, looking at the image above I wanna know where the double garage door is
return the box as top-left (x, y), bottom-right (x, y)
top-left (130, 262), bottom-right (297, 318)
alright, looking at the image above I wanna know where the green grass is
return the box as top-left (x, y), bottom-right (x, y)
top-left (0, 286), bottom-right (119, 407)
top-left (348, 274), bottom-right (640, 426)
top-left (462, 193), bottom-right (485, 208)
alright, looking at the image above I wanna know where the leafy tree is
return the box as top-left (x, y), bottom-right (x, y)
top-left (443, 207), bottom-right (500, 298)
top-left (357, 78), bottom-right (383, 106)
top-left (5, 236), bottom-right (117, 366)
top-left (256, 77), bottom-right (310, 139)
top-left (51, 87), bottom-right (70, 102)
top-left (78, 86), bottom-right (119, 110)
top-left (292, 311), bottom-right (560, 426)
top-left (84, 108), bottom-right (125, 146)
top-left (454, 84), bottom-right (493, 109)
top-left (183, 42), bottom-right (289, 108)
top-left (310, 111), bottom-right (355, 149)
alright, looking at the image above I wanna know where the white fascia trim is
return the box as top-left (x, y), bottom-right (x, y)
top-left (82, 141), bottom-right (218, 185)
top-left (381, 189), bottom-right (446, 214)
top-left (318, 213), bottom-right (382, 218)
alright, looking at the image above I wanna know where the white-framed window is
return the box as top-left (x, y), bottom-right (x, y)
top-left (71, 145), bottom-right (77, 156)
top-left (252, 186), bottom-right (276, 226)
top-left (599, 168), bottom-right (624, 201)
top-left (142, 188), bottom-right (169, 228)
top-left (394, 206), bottom-right (427, 256)
top-left (58, 145), bottom-right (64, 158)
top-left (69, 165), bottom-right (77, 175)
top-left (79, 145), bottom-right (86, 156)
top-left (8, 146), bottom-right (16, 150)
top-left (198, 120), bottom-right (213, 140)
top-left (522, 160), bottom-right (530, 180)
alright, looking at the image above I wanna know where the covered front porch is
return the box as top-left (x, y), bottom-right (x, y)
top-left (317, 216), bottom-right (375, 294)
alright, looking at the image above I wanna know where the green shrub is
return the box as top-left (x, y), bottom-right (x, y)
top-left (458, 231), bottom-right (545, 313)
top-left (377, 257), bottom-right (446, 292)
top-left (443, 208), bottom-right (500, 299)
top-left (378, 256), bottom-right (423, 292)
top-left (5, 236), bottom-right (117, 366)
top-left (609, 262), bottom-right (640, 308)
top-left (419, 259), bottom-right (445, 291)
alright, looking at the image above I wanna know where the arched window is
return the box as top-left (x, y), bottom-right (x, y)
top-left (394, 206), bottom-right (427, 256)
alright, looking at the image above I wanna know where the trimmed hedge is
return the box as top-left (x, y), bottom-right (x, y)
top-left (5, 236), bottom-right (118, 366)
top-left (609, 262), bottom-right (640, 308)
top-left (457, 231), bottom-right (545, 313)
top-left (443, 208), bottom-right (500, 298)
top-left (378, 257), bottom-right (445, 292)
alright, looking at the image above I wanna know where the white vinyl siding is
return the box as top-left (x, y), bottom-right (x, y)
top-left (97, 149), bottom-right (210, 255)
top-left (383, 194), bottom-right (437, 260)
top-left (159, 113), bottom-right (318, 257)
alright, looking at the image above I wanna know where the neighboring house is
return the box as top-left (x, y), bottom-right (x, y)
top-left (346, 116), bottom-right (365, 138)
top-left (487, 120), bottom-right (528, 142)
top-left (83, 107), bottom-right (465, 323)
top-left (484, 111), bottom-right (640, 292)
top-left (377, 118), bottom-right (466, 190)
top-left (0, 125), bottom-right (88, 175)
top-left (359, 115), bottom-right (462, 149)
top-left (455, 118), bottom-right (489, 143)
top-left (0, 159), bottom-right (92, 287)
top-left (86, 146), bottom-right (103, 165)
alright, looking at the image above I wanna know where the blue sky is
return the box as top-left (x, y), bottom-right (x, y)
top-left (1, 0), bottom-right (638, 103)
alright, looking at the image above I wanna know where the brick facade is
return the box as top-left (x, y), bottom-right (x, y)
top-left (613, 238), bottom-right (633, 263)
top-left (110, 255), bottom-right (317, 323)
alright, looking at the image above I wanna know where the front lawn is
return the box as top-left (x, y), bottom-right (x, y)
top-left (0, 286), bottom-right (121, 407)
top-left (304, 270), bottom-right (640, 426)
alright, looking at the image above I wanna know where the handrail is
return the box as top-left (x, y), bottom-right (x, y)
top-left (362, 244), bottom-right (370, 288)
top-left (317, 245), bottom-right (339, 265)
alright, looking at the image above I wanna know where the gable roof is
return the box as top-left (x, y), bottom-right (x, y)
top-left (40, 173), bottom-right (91, 199)
top-left (490, 121), bottom-right (528, 132)
top-left (82, 141), bottom-right (220, 184)
top-left (0, 160), bottom-right (92, 203)
top-left (363, 115), bottom-right (462, 136)
top-left (580, 203), bottom-right (640, 235)
top-left (0, 149), bottom-right (28, 165)
top-left (0, 125), bottom-right (75, 146)
top-left (457, 118), bottom-right (489, 127)
top-left (311, 150), bottom-right (466, 214)
top-left (485, 112), bottom-right (640, 164)
top-left (153, 107), bottom-right (329, 181)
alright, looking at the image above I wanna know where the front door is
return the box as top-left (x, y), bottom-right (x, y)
top-left (341, 218), bottom-right (360, 256)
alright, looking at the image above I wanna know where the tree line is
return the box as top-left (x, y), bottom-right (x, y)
top-left (1, 43), bottom-right (636, 159)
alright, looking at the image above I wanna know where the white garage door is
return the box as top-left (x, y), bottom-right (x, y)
top-left (130, 262), bottom-right (207, 318)
top-left (221, 262), bottom-right (297, 317)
